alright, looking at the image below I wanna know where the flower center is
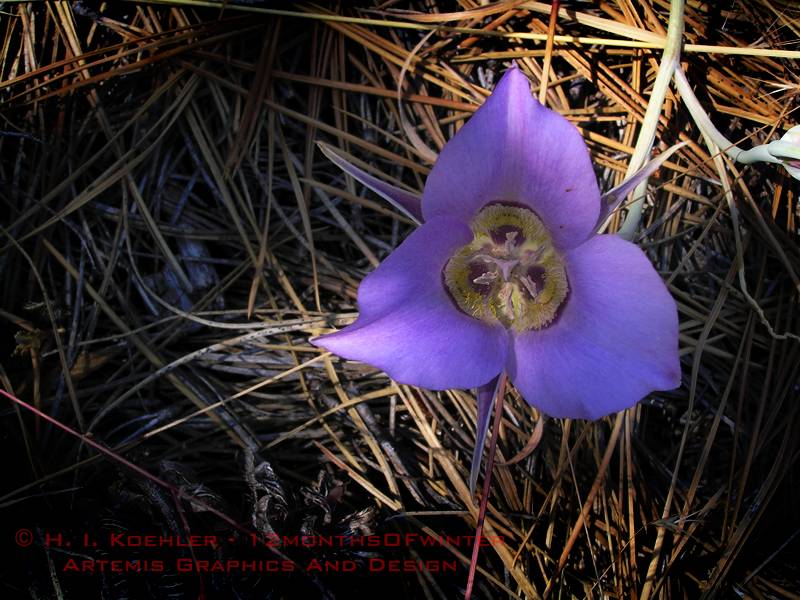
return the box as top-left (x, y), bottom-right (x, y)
top-left (443, 203), bottom-right (569, 332)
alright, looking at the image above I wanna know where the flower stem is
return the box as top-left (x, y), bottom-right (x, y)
top-left (673, 66), bottom-right (782, 166)
top-left (464, 371), bottom-right (507, 600)
top-left (618, 0), bottom-right (684, 240)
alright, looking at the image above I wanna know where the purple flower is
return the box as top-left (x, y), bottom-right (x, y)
top-left (313, 65), bottom-right (680, 481)
top-left (768, 125), bottom-right (800, 180)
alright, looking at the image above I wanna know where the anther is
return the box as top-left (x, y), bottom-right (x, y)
top-left (503, 231), bottom-right (518, 254)
top-left (520, 275), bottom-right (538, 298)
top-left (473, 271), bottom-right (498, 285)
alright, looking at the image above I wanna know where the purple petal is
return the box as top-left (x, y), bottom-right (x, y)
top-left (508, 235), bottom-right (680, 420)
top-left (421, 64), bottom-right (600, 249)
top-left (470, 375), bottom-right (500, 498)
top-left (313, 216), bottom-right (508, 389)
top-left (318, 142), bottom-right (423, 223)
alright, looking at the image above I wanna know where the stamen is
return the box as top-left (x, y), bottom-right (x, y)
top-left (520, 275), bottom-right (538, 298)
top-left (473, 271), bottom-right (498, 285)
top-left (503, 230), bottom-right (518, 254)
top-left (523, 247), bottom-right (545, 263)
top-left (498, 282), bottom-right (513, 315)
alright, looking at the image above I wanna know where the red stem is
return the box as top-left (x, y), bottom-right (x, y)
top-left (0, 387), bottom-right (291, 563)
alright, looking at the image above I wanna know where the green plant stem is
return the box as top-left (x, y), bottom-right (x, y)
top-left (618, 0), bottom-right (684, 240)
top-left (673, 66), bottom-right (782, 165)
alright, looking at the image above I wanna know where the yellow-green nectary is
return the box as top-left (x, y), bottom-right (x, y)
top-left (443, 204), bottom-right (568, 332)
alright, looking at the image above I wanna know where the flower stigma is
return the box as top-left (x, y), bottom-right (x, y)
top-left (443, 204), bottom-right (569, 332)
